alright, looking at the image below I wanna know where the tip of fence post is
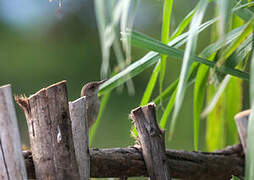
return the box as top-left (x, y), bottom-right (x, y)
top-left (0, 84), bottom-right (11, 89)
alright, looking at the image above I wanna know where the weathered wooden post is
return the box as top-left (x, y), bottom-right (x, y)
top-left (69, 97), bottom-right (90, 179)
top-left (16, 81), bottom-right (79, 180)
top-left (0, 84), bottom-right (27, 179)
top-left (131, 103), bottom-right (171, 180)
top-left (234, 109), bottom-right (251, 153)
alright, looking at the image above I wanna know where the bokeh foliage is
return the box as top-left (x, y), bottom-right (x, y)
top-left (94, 0), bottom-right (254, 179)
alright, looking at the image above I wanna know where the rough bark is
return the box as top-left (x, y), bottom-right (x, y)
top-left (0, 84), bottom-right (27, 179)
top-left (69, 97), bottom-right (90, 180)
top-left (23, 144), bottom-right (244, 180)
top-left (131, 103), bottom-right (171, 180)
top-left (16, 81), bottom-right (79, 180)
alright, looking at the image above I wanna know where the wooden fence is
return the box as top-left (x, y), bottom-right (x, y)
top-left (0, 80), bottom-right (245, 180)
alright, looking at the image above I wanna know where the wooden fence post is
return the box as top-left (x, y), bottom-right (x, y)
top-left (0, 84), bottom-right (27, 179)
top-left (69, 97), bottom-right (90, 179)
top-left (234, 109), bottom-right (251, 153)
top-left (131, 103), bottom-right (171, 180)
top-left (16, 81), bottom-right (79, 180)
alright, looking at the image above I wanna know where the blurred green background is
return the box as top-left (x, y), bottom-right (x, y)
top-left (0, 0), bottom-right (212, 152)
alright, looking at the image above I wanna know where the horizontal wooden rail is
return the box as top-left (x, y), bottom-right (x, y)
top-left (23, 144), bottom-right (244, 180)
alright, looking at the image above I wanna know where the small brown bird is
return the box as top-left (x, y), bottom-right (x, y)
top-left (80, 80), bottom-right (106, 128)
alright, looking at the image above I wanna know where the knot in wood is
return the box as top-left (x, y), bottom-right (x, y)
top-left (148, 126), bottom-right (160, 137)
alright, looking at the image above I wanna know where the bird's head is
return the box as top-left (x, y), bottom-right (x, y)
top-left (81, 79), bottom-right (106, 97)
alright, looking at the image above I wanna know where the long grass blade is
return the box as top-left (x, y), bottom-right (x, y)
top-left (89, 91), bottom-right (111, 147)
top-left (122, 0), bottom-right (138, 96)
top-left (223, 16), bottom-right (244, 147)
top-left (205, 78), bottom-right (241, 150)
top-left (156, 63), bottom-right (199, 130)
top-left (245, 40), bottom-right (254, 180)
top-left (109, 1), bottom-right (126, 74)
top-left (89, 92), bottom-right (111, 147)
top-left (99, 14), bottom-right (248, 98)
top-left (206, 84), bottom-right (225, 151)
top-left (95, 0), bottom-right (135, 79)
top-left (121, 0), bottom-right (138, 65)
top-left (154, 61), bottom-right (200, 103)
top-left (193, 18), bottom-right (218, 151)
top-left (158, 63), bottom-right (200, 130)
top-left (158, 62), bottom-right (200, 129)
top-left (193, 64), bottom-right (210, 150)
top-left (225, 34), bottom-right (252, 68)
top-left (215, 17), bottom-right (253, 68)
top-left (205, 17), bottom-right (252, 150)
top-left (224, 77), bottom-right (242, 145)
top-left (170, 17), bottom-right (218, 48)
top-left (120, 0), bottom-right (131, 64)
top-left (94, 0), bottom-right (110, 78)
top-left (169, 10), bottom-right (195, 41)
top-left (99, 16), bottom-right (216, 96)
top-left (140, 62), bottom-right (160, 106)
top-left (130, 30), bottom-right (249, 80)
top-left (160, 0), bottom-right (174, 101)
top-left (216, 0), bottom-right (232, 37)
top-left (233, 0), bottom-right (254, 21)
top-left (233, 1), bottom-right (254, 12)
top-left (201, 24), bottom-right (245, 58)
top-left (160, 90), bottom-right (176, 128)
top-left (140, 5), bottom-right (196, 107)
top-left (172, 0), bottom-right (208, 135)
top-left (98, 51), bottom-right (160, 95)
top-left (128, 28), bottom-right (250, 137)
top-left (202, 75), bottom-right (231, 117)
top-left (205, 13), bottom-right (248, 150)
top-left (153, 80), bottom-right (178, 104)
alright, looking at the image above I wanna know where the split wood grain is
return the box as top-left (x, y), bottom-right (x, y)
top-left (69, 97), bottom-right (90, 180)
top-left (0, 84), bottom-right (27, 180)
top-left (131, 103), bottom-right (171, 180)
top-left (16, 80), bottom-right (79, 180)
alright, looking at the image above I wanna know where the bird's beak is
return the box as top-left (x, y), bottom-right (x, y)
top-left (98, 79), bottom-right (107, 85)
